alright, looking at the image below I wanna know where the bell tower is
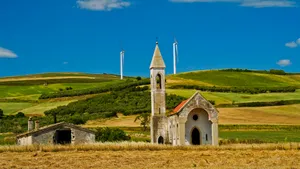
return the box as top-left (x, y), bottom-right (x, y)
top-left (150, 41), bottom-right (168, 144)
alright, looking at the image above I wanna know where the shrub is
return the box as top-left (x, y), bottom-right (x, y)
top-left (208, 100), bottom-right (215, 105)
top-left (66, 87), bottom-right (73, 90)
top-left (95, 127), bottom-right (130, 142)
top-left (15, 112), bottom-right (25, 118)
top-left (0, 109), bottom-right (3, 119)
top-left (68, 114), bottom-right (87, 125)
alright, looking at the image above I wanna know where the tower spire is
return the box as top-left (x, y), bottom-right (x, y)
top-left (150, 41), bottom-right (166, 69)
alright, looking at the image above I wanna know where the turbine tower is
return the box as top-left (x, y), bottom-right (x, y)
top-left (173, 38), bottom-right (178, 74)
top-left (120, 49), bottom-right (125, 80)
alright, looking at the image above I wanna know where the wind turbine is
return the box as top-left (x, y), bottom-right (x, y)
top-left (173, 38), bottom-right (178, 74)
top-left (120, 48), bottom-right (125, 80)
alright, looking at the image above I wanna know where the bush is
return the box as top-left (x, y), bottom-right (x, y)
top-left (15, 112), bottom-right (25, 118)
top-left (136, 76), bottom-right (142, 81)
top-left (66, 87), bottom-right (73, 90)
top-left (208, 100), bottom-right (215, 105)
top-left (0, 109), bottom-right (3, 119)
top-left (95, 127), bottom-right (130, 142)
top-left (68, 114), bottom-right (87, 125)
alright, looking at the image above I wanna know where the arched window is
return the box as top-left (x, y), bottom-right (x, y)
top-left (156, 74), bottom-right (162, 89)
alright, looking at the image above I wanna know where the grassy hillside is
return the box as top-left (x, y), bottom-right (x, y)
top-left (1, 70), bottom-right (299, 122)
top-left (0, 72), bottom-right (129, 100)
top-left (83, 104), bottom-right (300, 127)
top-left (0, 81), bottom-right (122, 100)
top-left (167, 70), bottom-right (300, 87)
top-left (167, 89), bottom-right (300, 105)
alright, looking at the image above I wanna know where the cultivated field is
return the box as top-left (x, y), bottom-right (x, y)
top-left (167, 89), bottom-right (300, 105)
top-left (0, 143), bottom-right (300, 169)
top-left (168, 70), bottom-right (300, 87)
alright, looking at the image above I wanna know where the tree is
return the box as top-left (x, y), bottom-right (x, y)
top-left (134, 113), bottom-right (150, 131)
top-left (136, 76), bottom-right (142, 81)
top-left (0, 109), bottom-right (3, 119)
top-left (15, 112), bottom-right (25, 118)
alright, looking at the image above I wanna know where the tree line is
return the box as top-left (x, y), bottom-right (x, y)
top-left (39, 79), bottom-right (150, 99)
top-left (169, 85), bottom-right (296, 94)
top-left (221, 68), bottom-right (298, 75)
top-left (44, 86), bottom-right (186, 117)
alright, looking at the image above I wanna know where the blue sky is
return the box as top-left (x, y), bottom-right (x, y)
top-left (0, 0), bottom-right (299, 77)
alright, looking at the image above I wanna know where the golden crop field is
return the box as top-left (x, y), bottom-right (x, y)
top-left (0, 143), bottom-right (299, 169)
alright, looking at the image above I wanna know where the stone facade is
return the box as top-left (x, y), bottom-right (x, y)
top-left (150, 42), bottom-right (168, 144)
top-left (150, 42), bottom-right (219, 146)
top-left (16, 122), bottom-right (95, 145)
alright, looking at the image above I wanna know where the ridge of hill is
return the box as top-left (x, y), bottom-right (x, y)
top-left (167, 70), bottom-right (300, 88)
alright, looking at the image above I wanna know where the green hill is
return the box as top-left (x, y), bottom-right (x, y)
top-left (0, 73), bottom-right (127, 100)
top-left (167, 70), bottom-right (300, 87)
top-left (0, 70), bottom-right (300, 116)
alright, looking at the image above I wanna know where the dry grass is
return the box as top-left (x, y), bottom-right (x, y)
top-left (0, 143), bottom-right (300, 169)
top-left (219, 104), bottom-right (300, 125)
top-left (82, 105), bottom-right (300, 128)
top-left (83, 113), bottom-right (140, 128)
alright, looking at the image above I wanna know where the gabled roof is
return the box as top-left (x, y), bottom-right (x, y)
top-left (169, 92), bottom-right (204, 116)
top-left (149, 42), bottom-right (166, 69)
top-left (171, 99), bottom-right (188, 115)
top-left (16, 122), bottom-right (95, 138)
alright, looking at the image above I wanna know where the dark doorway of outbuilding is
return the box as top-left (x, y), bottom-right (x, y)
top-left (54, 129), bottom-right (71, 144)
top-left (158, 136), bottom-right (164, 144)
top-left (192, 128), bottom-right (200, 145)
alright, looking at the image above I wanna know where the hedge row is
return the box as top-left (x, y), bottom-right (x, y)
top-left (216, 100), bottom-right (300, 108)
top-left (39, 79), bottom-right (150, 99)
top-left (0, 78), bottom-right (115, 86)
top-left (169, 85), bottom-right (296, 94)
top-left (235, 100), bottom-right (300, 107)
top-left (221, 68), bottom-right (300, 75)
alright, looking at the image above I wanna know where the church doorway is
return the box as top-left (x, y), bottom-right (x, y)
top-left (158, 136), bottom-right (164, 144)
top-left (191, 128), bottom-right (200, 145)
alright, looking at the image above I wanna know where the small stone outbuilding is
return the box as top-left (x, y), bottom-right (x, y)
top-left (16, 121), bottom-right (95, 145)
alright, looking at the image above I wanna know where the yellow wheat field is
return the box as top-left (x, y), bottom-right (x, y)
top-left (0, 142), bottom-right (300, 169)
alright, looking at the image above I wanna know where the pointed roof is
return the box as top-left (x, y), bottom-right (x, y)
top-left (150, 42), bottom-right (166, 69)
top-left (170, 92), bottom-right (214, 116)
top-left (16, 122), bottom-right (95, 138)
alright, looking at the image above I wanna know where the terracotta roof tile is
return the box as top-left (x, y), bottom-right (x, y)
top-left (170, 99), bottom-right (188, 115)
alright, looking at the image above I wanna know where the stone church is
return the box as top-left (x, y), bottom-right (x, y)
top-left (150, 42), bottom-right (219, 146)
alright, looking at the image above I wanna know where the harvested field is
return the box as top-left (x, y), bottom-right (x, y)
top-left (0, 143), bottom-right (299, 169)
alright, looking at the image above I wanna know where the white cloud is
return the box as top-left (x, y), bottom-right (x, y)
top-left (77, 0), bottom-right (131, 11)
top-left (296, 38), bottom-right (300, 44)
top-left (241, 0), bottom-right (296, 8)
top-left (285, 41), bottom-right (298, 48)
top-left (169, 0), bottom-right (297, 8)
top-left (63, 62), bottom-right (68, 65)
top-left (0, 47), bottom-right (18, 58)
top-left (277, 59), bottom-right (291, 67)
